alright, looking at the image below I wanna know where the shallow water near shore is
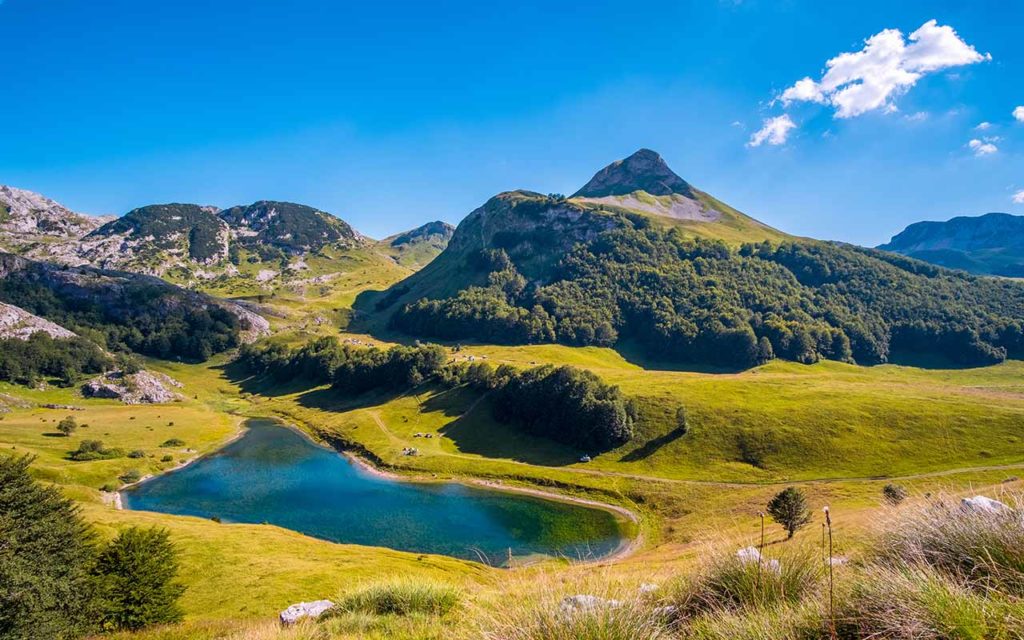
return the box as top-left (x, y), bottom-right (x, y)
top-left (123, 418), bottom-right (627, 564)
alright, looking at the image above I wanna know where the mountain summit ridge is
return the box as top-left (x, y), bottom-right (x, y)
top-left (572, 148), bottom-right (695, 199)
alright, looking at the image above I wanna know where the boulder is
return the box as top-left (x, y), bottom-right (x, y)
top-left (559, 594), bottom-right (622, 615)
top-left (736, 546), bottom-right (780, 573)
top-left (279, 599), bottom-right (334, 626)
top-left (961, 495), bottom-right (1011, 514)
top-left (82, 370), bottom-right (184, 404)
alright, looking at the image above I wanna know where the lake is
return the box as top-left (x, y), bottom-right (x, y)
top-left (123, 419), bottom-right (629, 564)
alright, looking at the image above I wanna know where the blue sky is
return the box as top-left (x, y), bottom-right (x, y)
top-left (1, 0), bottom-right (1022, 244)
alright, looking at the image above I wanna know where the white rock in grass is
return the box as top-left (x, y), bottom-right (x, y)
top-left (638, 582), bottom-right (659, 594)
top-left (736, 546), bottom-right (780, 573)
top-left (961, 496), bottom-right (1011, 514)
top-left (559, 594), bottom-right (622, 615)
top-left (279, 600), bottom-right (334, 626)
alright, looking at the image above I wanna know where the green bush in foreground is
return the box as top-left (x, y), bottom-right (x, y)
top-left (0, 455), bottom-right (97, 640)
top-left (93, 527), bottom-right (186, 631)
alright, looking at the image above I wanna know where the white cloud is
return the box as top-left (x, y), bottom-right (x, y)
top-left (968, 138), bottom-right (998, 156)
top-left (1014, 190), bottom-right (1024, 204)
top-left (781, 20), bottom-right (989, 119)
top-left (748, 115), bottom-right (796, 147)
top-left (975, 121), bottom-right (991, 130)
top-left (904, 111), bottom-right (928, 122)
top-left (1014, 106), bottom-right (1024, 122)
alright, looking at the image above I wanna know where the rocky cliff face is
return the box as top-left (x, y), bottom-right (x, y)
top-left (0, 301), bottom-right (77, 340)
top-left (0, 186), bottom-right (109, 248)
top-left (879, 212), bottom-right (1024, 276)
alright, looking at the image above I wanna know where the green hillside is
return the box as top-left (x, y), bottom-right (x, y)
top-left (360, 151), bottom-right (1024, 369)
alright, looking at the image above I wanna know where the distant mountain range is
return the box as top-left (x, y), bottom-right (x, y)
top-left (363, 149), bottom-right (1024, 368)
top-left (879, 212), bottom-right (1024, 277)
top-left (0, 187), bottom-right (453, 285)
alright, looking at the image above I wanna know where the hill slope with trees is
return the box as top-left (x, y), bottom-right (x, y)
top-left (366, 151), bottom-right (1024, 368)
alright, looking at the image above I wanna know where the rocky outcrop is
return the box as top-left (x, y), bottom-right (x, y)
top-left (0, 251), bottom-right (269, 343)
top-left (0, 301), bottom-right (76, 340)
top-left (279, 600), bottom-right (335, 626)
top-left (82, 370), bottom-right (184, 404)
top-left (573, 148), bottom-right (695, 199)
top-left (0, 185), bottom-right (108, 243)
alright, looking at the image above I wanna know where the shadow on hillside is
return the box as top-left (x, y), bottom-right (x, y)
top-left (217, 360), bottom-right (320, 398)
top-left (437, 396), bottom-right (580, 467)
top-left (883, 350), bottom-right (986, 371)
top-left (618, 426), bottom-right (687, 462)
top-left (613, 341), bottom-right (748, 374)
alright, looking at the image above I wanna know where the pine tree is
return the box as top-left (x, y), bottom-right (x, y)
top-left (93, 527), bottom-right (186, 631)
top-left (766, 487), bottom-right (812, 539)
top-left (0, 455), bottom-right (98, 639)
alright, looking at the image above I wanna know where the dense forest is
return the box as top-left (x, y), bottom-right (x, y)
top-left (239, 338), bottom-right (636, 451)
top-left (0, 278), bottom-right (243, 362)
top-left (389, 216), bottom-right (1024, 368)
top-left (0, 333), bottom-right (111, 386)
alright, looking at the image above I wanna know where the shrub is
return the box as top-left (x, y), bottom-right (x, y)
top-left (160, 438), bottom-right (185, 448)
top-left (0, 455), bottom-right (98, 639)
top-left (767, 488), bottom-right (813, 540)
top-left (127, 450), bottom-right (146, 459)
top-left (160, 455), bottom-right (174, 463)
top-left (672, 546), bottom-right (824, 615)
top-left (335, 578), bottom-right (461, 617)
top-left (69, 439), bottom-right (124, 461)
top-left (92, 527), bottom-right (186, 631)
top-left (119, 469), bottom-right (142, 484)
top-left (57, 416), bottom-right (77, 436)
top-left (100, 482), bottom-right (120, 493)
top-left (883, 483), bottom-right (909, 505)
top-left (877, 492), bottom-right (1024, 595)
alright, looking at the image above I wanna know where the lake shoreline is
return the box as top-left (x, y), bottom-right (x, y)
top-left (334, 432), bottom-right (643, 564)
top-left (121, 415), bottom-right (642, 564)
top-left (112, 416), bottom-right (248, 511)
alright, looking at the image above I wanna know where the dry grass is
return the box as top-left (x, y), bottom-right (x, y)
top-left (877, 490), bottom-right (1024, 596)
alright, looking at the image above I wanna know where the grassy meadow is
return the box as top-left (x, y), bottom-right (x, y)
top-left (3, 262), bottom-right (1024, 637)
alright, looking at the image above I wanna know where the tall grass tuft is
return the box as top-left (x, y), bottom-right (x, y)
top-left (479, 573), bottom-right (672, 640)
top-left (838, 563), bottom-right (1024, 640)
top-left (672, 546), bottom-right (824, 616)
top-left (877, 491), bottom-right (1024, 596)
top-left (332, 578), bottom-right (462, 617)
top-left (681, 600), bottom-right (827, 640)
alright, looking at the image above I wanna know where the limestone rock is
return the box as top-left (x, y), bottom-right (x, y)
top-left (279, 600), bottom-right (335, 626)
top-left (82, 370), bottom-right (184, 404)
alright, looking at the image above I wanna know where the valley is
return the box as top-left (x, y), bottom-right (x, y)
top-left (2, 150), bottom-right (1023, 639)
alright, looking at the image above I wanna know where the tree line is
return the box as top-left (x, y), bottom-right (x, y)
top-left (389, 219), bottom-right (1024, 368)
top-left (0, 333), bottom-right (111, 386)
top-left (239, 338), bottom-right (637, 451)
top-left (0, 278), bottom-right (243, 362)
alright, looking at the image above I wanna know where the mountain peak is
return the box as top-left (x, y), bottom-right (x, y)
top-left (573, 149), bottom-right (694, 199)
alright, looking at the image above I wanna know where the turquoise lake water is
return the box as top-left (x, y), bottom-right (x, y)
top-left (123, 419), bottom-right (627, 564)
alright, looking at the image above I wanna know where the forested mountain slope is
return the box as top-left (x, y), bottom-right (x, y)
top-left (365, 151), bottom-right (1024, 368)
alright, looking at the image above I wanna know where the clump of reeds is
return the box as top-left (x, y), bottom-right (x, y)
top-left (671, 545), bottom-right (825, 616)
top-left (876, 491), bottom-right (1024, 596)
top-left (478, 572), bottom-right (673, 640)
top-left (331, 577), bottom-right (462, 617)
top-left (836, 563), bottom-right (1024, 640)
